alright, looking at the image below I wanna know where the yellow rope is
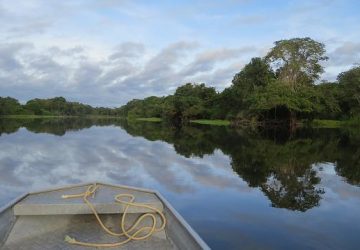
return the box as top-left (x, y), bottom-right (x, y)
top-left (61, 184), bottom-right (166, 248)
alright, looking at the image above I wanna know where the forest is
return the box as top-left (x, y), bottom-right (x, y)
top-left (117, 37), bottom-right (360, 126)
top-left (1, 37), bottom-right (360, 127)
top-left (0, 96), bottom-right (119, 117)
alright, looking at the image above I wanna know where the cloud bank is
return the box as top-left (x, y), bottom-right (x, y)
top-left (0, 0), bottom-right (359, 106)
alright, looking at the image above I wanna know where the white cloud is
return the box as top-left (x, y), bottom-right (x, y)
top-left (0, 40), bottom-right (255, 106)
top-left (0, 0), bottom-right (359, 105)
top-left (328, 42), bottom-right (360, 66)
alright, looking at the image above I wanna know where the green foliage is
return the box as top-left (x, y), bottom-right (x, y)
top-left (310, 119), bottom-right (343, 128)
top-left (190, 119), bottom-right (230, 126)
top-left (248, 82), bottom-right (325, 120)
top-left (0, 97), bottom-right (25, 115)
top-left (216, 58), bottom-right (275, 119)
top-left (344, 116), bottom-right (360, 127)
top-left (1, 96), bottom-right (117, 117)
top-left (120, 83), bottom-right (218, 123)
top-left (117, 96), bottom-right (166, 119)
top-left (213, 87), bottom-right (239, 119)
top-left (265, 37), bottom-right (328, 88)
top-left (170, 83), bottom-right (217, 122)
top-left (136, 117), bottom-right (162, 122)
top-left (232, 57), bottom-right (275, 90)
top-left (338, 66), bottom-right (360, 116)
top-left (314, 82), bottom-right (342, 119)
top-left (25, 99), bottom-right (44, 115)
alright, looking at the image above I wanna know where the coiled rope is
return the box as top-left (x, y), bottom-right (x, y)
top-left (62, 184), bottom-right (166, 248)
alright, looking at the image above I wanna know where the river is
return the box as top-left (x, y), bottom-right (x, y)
top-left (0, 118), bottom-right (359, 249)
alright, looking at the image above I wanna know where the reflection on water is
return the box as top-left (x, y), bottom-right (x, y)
top-left (0, 118), bottom-right (360, 249)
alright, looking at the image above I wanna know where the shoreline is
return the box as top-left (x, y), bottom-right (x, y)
top-left (1, 115), bottom-right (358, 129)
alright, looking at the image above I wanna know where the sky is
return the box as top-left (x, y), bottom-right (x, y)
top-left (0, 0), bottom-right (359, 107)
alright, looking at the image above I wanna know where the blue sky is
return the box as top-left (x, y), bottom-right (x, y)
top-left (0, 0), bottom-right (359, 107)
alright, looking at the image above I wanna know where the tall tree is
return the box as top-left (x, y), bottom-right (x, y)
top-left (232, 57), bottom-right (275, 90)
top-left (0, 97), bottom-right (24, 115)
top-left (265, 37), bottom-right (328, 89)
top-left (315, 82), bottom-right (341, 119)
top-left (337, 66), bottom-right (360, 116)
top-left (169, 83), bottom-right (217, 122)
top-left (248, 83), bottom-right (320, 121)
top-left (217, 57), bottom-right (275, 119)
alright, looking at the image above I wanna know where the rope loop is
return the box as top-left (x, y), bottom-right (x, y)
top-left (62, 184), bottom-right (166, 248)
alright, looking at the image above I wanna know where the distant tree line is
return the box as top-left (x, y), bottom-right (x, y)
top-left (0, 96), bottom-right (120, 116)
top-left (118, 37), bottom-right (360, 125)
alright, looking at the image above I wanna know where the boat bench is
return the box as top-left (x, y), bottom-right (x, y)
top-left (14, 184), bottom-right (163, 216)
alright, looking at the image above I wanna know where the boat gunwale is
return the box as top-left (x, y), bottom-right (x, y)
top-left (29, 182), bottom-right (155, 195)
top-left (0, 193), bottom-right (27, 214)
top-left (0, 182), bottom-right (210, 250)
top-left (155, 191), bottom-right (210, 250)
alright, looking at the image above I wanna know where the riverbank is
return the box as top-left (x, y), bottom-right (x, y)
top-left (0, 115), bottom-right (123, 119)
top-left (2, 115), bottom-right (358, 129)
top-left (310, 118), bottom-right (360, 128)
top-left (135, 117), bottom-right (162, 122)
top-left (190, 119), bottom-right (230, 126)
top-left (1, 115), bottom-right (70, 119)
top-left (134, 117), bottom-right (231, 126)
top-left (309, 119), bottom-right (343, 128)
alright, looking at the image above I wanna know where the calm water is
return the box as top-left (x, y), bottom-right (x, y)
top-left (0, 118), bottom-right (359, 249)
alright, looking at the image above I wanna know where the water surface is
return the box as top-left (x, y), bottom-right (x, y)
top-left (0, 118), bottom-right (359, 249)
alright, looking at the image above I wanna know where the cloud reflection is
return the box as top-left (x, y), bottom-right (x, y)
top-left (0, 125), bottom-right (249, 206)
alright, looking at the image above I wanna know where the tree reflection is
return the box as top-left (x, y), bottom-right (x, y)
top-left (0, 117), bottom-right (359, 211)
top-left (0, 117), bottom-right (124, 136)
top-left (226, 134), bottom-right (328, 211)
top-left (118, 121), bottom-right (359, 211)
top-left (261, 168), bottom-right (325, 212)
top-left (335, 128), bottom-right (360, 186)
top-left (0, 118), bottom-right (22, 135)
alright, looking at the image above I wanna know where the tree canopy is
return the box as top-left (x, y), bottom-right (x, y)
top-left (338, 66), bottom-right (360, 116)
top-left (0, 97), bottom-right (119, 116)
top-left (0, 97), bottom-right (25, 115)
top-left (265, 37), bottom-right (328, 89)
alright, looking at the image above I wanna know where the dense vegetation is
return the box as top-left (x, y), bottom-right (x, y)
top-left (1, 37), bottom-right (360, 126)
top-left (0, 96), bottom-right (119, 116)
top-left (118, 38), bottom-right (360, 126)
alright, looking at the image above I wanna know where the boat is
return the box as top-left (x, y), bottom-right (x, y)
top-left (0, 182), bottom-right (210, 249)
